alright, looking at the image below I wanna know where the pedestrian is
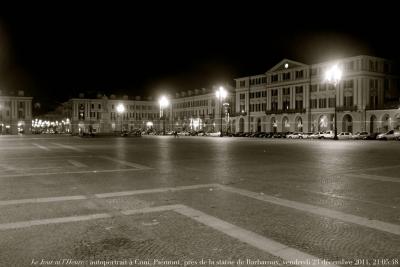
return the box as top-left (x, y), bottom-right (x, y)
top-left (174, 131), bottom-right (179, 138)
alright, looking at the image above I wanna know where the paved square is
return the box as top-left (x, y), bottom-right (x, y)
top-left (0, 135), bottom-right (399, 266)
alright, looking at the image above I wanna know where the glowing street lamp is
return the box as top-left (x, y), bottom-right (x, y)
top-left (159, 96), bottom-right (169, 135)
top-left (325, 64), bottom-right (342, 140)
top-left (216, 86), bottom-right (227, 137)
top-left (116, 103), bottom-right (125, 133)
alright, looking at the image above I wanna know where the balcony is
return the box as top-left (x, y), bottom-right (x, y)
top-left (265, 108), bottom-right (306, 115)
top-left (336, 106), bottom-right (358, 112)
top-left (365, 104), bottom-right (400, 110)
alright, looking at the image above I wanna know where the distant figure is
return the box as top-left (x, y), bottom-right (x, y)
top-left (174, 131), bottom-right (178, 138)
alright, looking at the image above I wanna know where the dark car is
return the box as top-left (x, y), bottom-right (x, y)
top-left (364, 132), bottom-right (379, 140)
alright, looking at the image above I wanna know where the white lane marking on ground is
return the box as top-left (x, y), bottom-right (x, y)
top-left (343, 164), bottom-right (400, 174)
top-left (217, 185), bottom-right (400, 236)
top-left (174, 205), bottom-right (336, 267)
top-left (100, 156), bottom-right (151, 170)
top-left (67, 160), bottom-right (88, 168)
top-left (0, 213), bottom-right (111, 231)
top-left (0, 168), bottom-right (147, 178)
top-left (32, 143), bottom-right (50, 151)
top-left (51, 143), bottom-right (84, 152)
top-left (0, 184), bottom-right (217, 206)
top-left (95, 183), bottom-right (217, 198)
top-left (0, 204), bottom-right (334, 267)
top-left (344, 173), bottom-right (400, 183)
top-left (0, 196), bottom-right (87, 206)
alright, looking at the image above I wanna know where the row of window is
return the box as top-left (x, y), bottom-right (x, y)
top-left (173, 99), bottom-right (209, 109)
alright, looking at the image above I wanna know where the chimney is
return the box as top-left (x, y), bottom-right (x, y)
top-left (188, 90), bottom-right (192, 96)
top-left (110, 94), bottom-right (116, 99)
top-left (175, 92), bottom-right (180, 98)
top-left (78, 93), bottom-right (85, 98)
top-left (135, 96), bottom-right (141, 101)
top-left (123, 95), bottom-right (129, 100)
top-left (194, 89), bottom-right (199, 95)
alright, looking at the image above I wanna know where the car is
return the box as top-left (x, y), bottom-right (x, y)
top-left (300, 132), bottom-right (314, 139)
top-left (352, 131), bottom-right (369, 140)
top-left (338, 132), bottom-right (353, 139)
top-left (286, 132), bottom-right (301, 139)
top-left (310, 131), bottom-right (323, 139)
top-left (364, 132), bottom-right (380, 140)
top-left (319, 131), bottom-right (335, 139)
top-left (376, 130), bottom-right (400, 140)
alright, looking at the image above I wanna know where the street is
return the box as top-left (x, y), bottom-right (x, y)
top-left (0, 135), bottom-right (399, 267)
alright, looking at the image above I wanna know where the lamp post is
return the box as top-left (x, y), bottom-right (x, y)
top-left (116, 103), bottom-right (125, 134)
top-left (325, 65), bottom-right (342, 140)
top-left (159, 96), bottom-right (169, 135)
top-left (216, 86), bottom-right (227, 137)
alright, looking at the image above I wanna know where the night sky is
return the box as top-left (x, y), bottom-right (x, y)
top-left (0, 2), bottom-right (399, 113)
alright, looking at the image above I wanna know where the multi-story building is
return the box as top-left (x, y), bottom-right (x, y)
top-left (233, 55), bottom-right (400, 134)
top-left (165, 85), bottom-right (235, 133)
top-left (0, 90), bottom-right (33, 134)
top-left (65, 85), bottom-right (235, 135)
top-left (65, 94), bottom-right (159, 134)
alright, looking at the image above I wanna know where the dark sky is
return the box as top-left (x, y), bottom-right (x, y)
top-left (0, 2), bottom-right (399, 112)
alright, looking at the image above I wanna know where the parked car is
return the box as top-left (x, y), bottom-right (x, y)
top-left (352, 131), bottom-right (369, 140)
top-left (309, 132), bottom-right (321, 139)
top-left (319, 131), bottom-right (335, 139)
top-left (338, 132), bottom-right (353, 139)
top-left (287, 132), bottom-right (302, 139)
top-left (377, 130), bottom-right (400, 140)
top-left (364, 132), bottom-right (380, 140)
top-left (300, 132), bottom-right (314, 139)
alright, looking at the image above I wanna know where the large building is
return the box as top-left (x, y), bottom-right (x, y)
top-left (64, 85), bottom-right (235, 135)
top-left (60, 55), bottom-right (399, 135)
top-left (233, 55), bottom-right (400, 134)
top-left (0, 90), bottom-right (33, 134)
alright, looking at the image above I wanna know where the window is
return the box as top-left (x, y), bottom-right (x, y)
top-left (283, 88), bottom-right (290, 95)
top-left (344, 96), bottom-right (353, 107)
top-left (295, 86), bottom-right (303, 94)
top-left (98, 104), bottom-right (101, 109)
top-left (369, 95), bottom-right (378, 108)
top-left (239, 81), bottom-right (245, 87)
top-left (369, 79), bottom-right (378, 89)
top-left (311, 68), bottom-right (317, 76)
top-left (384, 63), bottom-right (389, 73)
top-left (283, 100), bottom-right (290, 110)
top-left (311, 84), bottom-right (317, 92)
top-left (319, 98), bottom-right (327, 108)
top-left (262, 91), bottom-right (266, 97)
top-left (261, 77), bottom-right (266, 83)
top-left (344, 80), bottom-right (354, 88)
top-left (240, 105), bottom-right (245, 112)
top-left (250, 93), bottom-right (254, 99)
top-left (295, 100), bottom-right (303, 109)
top-left (240, 93), bottom-right (245, 100)
top-left (18, 110), bottom-right (24, 119)
top-left (271, 74), bottom-right (278, 83)
top-left (19, 102), bottom-right (25, 108)
top-left (283, 72), bottom-right (291, 80)
top-left (271, 101), bottom-right (278, 111)
top-left (295, 70), bottom-right (304, 79)
top-left (271, 89), bottom-right (278, 96)
top-left (328, 97), bottom-right (335, 108)
top-left (345, 61), bottom-right (354, 71)
top-left (91, 104), bottom-right (94, 109)
top-left (319, 84), bottom-right (326, 91)
top-left (384, 79), bottom-right (389, 90)
top-left (310, 99), bottom-right (317, 109)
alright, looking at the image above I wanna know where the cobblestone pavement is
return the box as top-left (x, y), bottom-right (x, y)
top-left (0, 135), bottom-right (399, 267)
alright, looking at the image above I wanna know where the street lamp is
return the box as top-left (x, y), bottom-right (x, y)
top-left (325, 64), bottom-right (342, 140)
top-left (159, 96), bottom-right (169, 135)
top-left (116, 103), bottom-right (125, 134)
top-left (216, 86), bottom-right (227, 137)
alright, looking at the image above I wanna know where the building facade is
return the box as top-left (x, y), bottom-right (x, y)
top-left (65, 85), bottom-right (235, 135)
top-left (0, 90), bottom-right (33, 134)
top-left (66, 94), bottom-right (159, 134)
top-left (233, 55), bottom-right (400, 134)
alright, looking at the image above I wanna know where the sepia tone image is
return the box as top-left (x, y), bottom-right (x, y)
top-left (0, 2), bottom-right (399, 267)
